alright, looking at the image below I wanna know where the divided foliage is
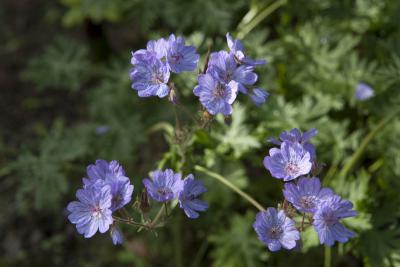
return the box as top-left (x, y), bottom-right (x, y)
top-left (2, 0), bottom-right (400, 266)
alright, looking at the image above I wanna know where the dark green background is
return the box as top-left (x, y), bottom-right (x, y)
top-left (1, 0), bottom-right (400, 266)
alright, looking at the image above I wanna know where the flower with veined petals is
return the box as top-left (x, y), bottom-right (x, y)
top-left (193, 73), bottom-right (238, 115)
top-left (268, 128), bottom-right (318, 160)
top-left (313, 195), bottom-right (357, 246)
top-left (143, 169), bottom-right (184, 202)
top-left (167, 34), bottom-right (199, 73)
top-left (84, 160), bottom-right (134, 212)
top-left (178, 174), bottom-right (208, 219)
top-left (263, 141), bottom-right (312, 181)
top-left (226, 32), bottom-right (266, 67)
top-left (67, 182), bottom-right (113, 238)
top-left (207, 50), bottom-right (257, 93)
top-left (253, 208), bottom-right (300, 252)
top-left (283, 177), bottom-right (333, 213)
top-left (130, 56), bottom-right (170, 98)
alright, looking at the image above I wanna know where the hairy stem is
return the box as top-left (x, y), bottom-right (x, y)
top-left (194, 165), bottom-right (265, 212)
top-left (150, 205), bottom-right (165, 228)
top-left (324, 246), bottom-right (332, 267)
top-left (113, 216), bottom-right (150, 229)
top-left (301, 213), bottom-right (305, 231)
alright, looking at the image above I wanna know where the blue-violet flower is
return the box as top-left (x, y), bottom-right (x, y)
top-left (178, 174), bottom-right (208, 219)
top-left (283, 177), bottom-right (333, 213)
top-left (143, 169), bottom-right (184, 202)
top-left (226, 33), bottom-right (266, 67)
top-left (130, 56), bottom-right (170, 98)
top-left (110, 225), bottom-right (124, 245)
top-left (193, 73), bottom-right (238, 115)
top-left (249, 88), bottom-right (269, 106)
top-left (313, 195), bottom-right (357, 246)
top-left (253, 207), bottom-right (300, 252)
top-left (355, 82), bottom-right (374, 101)
top-left (167, 34), bottom-right (199, 73)
top-left (67, 183), bottom-right (113, 238)
top-left (84, 160), bottom-right (134, 212)
top-left (264, 141), bottom-right (312, 181)
top-left (207, 51), bottom-right (257, 93)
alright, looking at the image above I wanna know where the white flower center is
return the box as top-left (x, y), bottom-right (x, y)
top-left (91, 205), bottom-right (102, 218)
top-left (284, 162), bottom-right (300, 176)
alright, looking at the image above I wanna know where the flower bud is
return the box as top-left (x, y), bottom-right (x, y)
top-left (139, 189), bottom-right (151, 214)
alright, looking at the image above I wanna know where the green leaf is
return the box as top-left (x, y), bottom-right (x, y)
top-left (213, 103), bottom-right (260, 158)
top-left (209, 212), bottom-right (267, 267)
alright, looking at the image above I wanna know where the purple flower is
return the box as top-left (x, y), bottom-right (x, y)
top-left (146, 38), bottom-right (168, 59)
top-left (313, 195), bottom-right (357, 246)
top-left (95, 125), bottom-right (109, 135)
top-left (178, 174), bottom-right (208, 219)
top-left (283, 177), bottom-right (333, 213)
top-left (226, 33), bottom-right (266, 67)
top-left (143, 169), bottom-right (184, 202)
top-left (207, 51), bottom-right (257, 93)
top-left (167, 34), bottom-right (199, 73)
top-left (268, 128), bottom-right (317, 159)
top-left (131, 38), bottom-right (168, 65)
top-left (67, 183), bottom-right (113, 238)
top-left (263, 141), bottom-right (312, 181)
top-left (280, 128), bottom-right (317, 144)
top-left (249, 88), bottom-right (269, 106)
top-left (253, 208), bottom-right (300, 252)
top-left (84, 160), bottom-right (134, 212)
top-left (107, 176), bottom-right (134, 212)
top-left (193, 73), bottom-right (238, 115)
top-left (110, 225), bottom-right (124, 245)
top-left (355, 82), bottom-right (374, 101)
top-left (130, 56), bottom-right (170, 98)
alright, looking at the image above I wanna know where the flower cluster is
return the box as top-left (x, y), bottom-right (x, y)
top-left (143, 169), bottom-right (208, 219)
top-left (194, 33), bottom-right (268, 115)
top-left (254, 128), bottom-right (357, 251)
top-left (67, 162), bottom-right (208, 245)
top-left (67, 160), bottom-right (134, 244)
top-left (130, 34), bottom-right (200, 98)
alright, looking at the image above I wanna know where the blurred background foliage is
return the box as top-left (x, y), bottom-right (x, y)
top-left (1, 0), bottom-right (400, 266)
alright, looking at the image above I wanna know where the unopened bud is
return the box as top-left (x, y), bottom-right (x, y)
top-left (202, 110), bottom-right (213, 120)
top-left (311, 161), bottom-right (325, 177)
top-left (168, 86), bottom-right (179, 104)
top-left (139, 189), bottom-right (151, 214)
top-left (224, 115), bottom-right (232, 126)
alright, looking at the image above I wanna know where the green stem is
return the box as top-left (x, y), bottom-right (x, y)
top-left (194, 165), bottom-right (265, 212)
top-left (177, 102), bottom-right (200, 126)
top-left (338, 243), bottom-right (344, 257)
top-left (324, 246), bottom-right (331, 267)
top-left (191, 237), bottom-right (209, 267)
top-left (164, 202), bottom-right (169, 217)
top-left (237, 0), bottom-right (287, 39)
top-left (339, 108), bottom-right (400, 178)
top-left (112, 216), bottom-right (150, 229)
top-left (150, 205), bottom-right (165, 228)
top-left (173, 213), bottom-right (183, 267)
